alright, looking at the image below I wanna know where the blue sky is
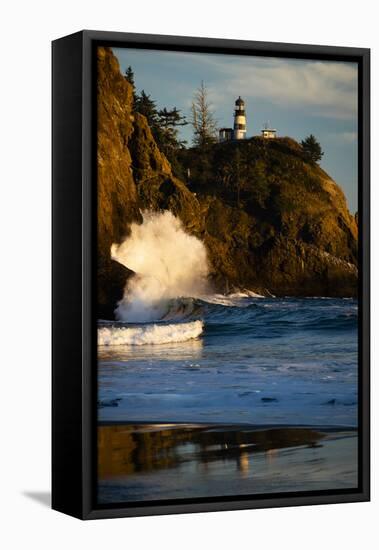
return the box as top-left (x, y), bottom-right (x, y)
top-left (113, 47), bottom-right (358, 213)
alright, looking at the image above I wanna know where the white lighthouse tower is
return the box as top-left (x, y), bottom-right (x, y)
top-left (233, 96), bottom-right (247, 140)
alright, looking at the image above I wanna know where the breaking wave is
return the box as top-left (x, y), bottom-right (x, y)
top-left (98, 320), bottom-right (204, 347)
top-left (111, 211), bottom-right (210, 323)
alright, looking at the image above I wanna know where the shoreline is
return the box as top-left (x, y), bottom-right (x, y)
top-left (98, 420), bottom-right (357, 431)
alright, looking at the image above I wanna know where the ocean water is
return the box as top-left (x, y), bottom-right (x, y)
top-left (98, 295), bottom-right (358, 428)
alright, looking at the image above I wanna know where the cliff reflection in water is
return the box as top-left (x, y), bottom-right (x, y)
top-left (98, 423), bottom-right (325, 479)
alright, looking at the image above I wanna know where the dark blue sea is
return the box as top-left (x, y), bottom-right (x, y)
top-left (98, 295), bottom-right (358, 428)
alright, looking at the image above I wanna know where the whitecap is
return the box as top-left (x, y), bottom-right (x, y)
top-left (98, 320), bottom-right (204, 346)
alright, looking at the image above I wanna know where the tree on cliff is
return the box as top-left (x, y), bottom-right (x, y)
top-left (124, 66), bottom-right (137, 102)
top-left (157, 107), bottom-right (188, 179)
top-left (135, 90), bottom-right (159, 128)
top-left (134, 92), bottom-right (187, 151)
top-left (216, 147), bottom-right (250, 206)
top-left (301, 134), bottom-right (324, 163)
top-left (158, 107), bottom-right (188, 151)
top-left (124, 66), bottom-right (135, 88)
top-left (190, 81), bottom-right (218, 147)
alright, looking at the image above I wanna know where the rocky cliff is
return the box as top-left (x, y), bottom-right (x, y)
top-left (97, 47), bottom-right (358, 318)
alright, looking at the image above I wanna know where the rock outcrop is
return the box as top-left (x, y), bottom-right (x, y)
top-left (185, 137), bottom-right (358, 297)
top-left (97, 47), bottom-right (358, 318)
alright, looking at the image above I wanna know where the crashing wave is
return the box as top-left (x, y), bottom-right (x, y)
top-left (98, 320), bottom-right (204, 346)
top-left (111, 211), bottom-right (210, 323)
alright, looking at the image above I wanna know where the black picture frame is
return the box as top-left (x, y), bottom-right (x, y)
top-left (52, 30), bottom-right (370, 520)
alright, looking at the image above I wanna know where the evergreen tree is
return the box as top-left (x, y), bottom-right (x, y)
top-left (301, 134), bottom-right (324, 163)
top-left (156, 107), bottom-right (188, 178)
top-left (134, 90), bottom-right (159, 128)
top-left (134, 92), bottom-right (188, 177)
top-left (216, 147), bottom-right (249, 205)
top-left (228, 148), bottom-right (249, 205)
top-left (124, 66), bottom-right (135, 88)
top-left (124, 66), bottom-right (137, 102)
top-left (157, 107), bottom-right (188, 151)
top-left (158, 107), bottom-right (187, 130)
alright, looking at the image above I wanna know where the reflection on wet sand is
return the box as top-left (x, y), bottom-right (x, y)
top-left (237, 451), bottom-right (250, 477)
top-left (98, 424), bottom-right (325, 478)
top-left (98, 423), bottom-right (358, 504)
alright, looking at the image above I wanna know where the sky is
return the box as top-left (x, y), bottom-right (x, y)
top-left (113, 47), bottom-right (358, 213)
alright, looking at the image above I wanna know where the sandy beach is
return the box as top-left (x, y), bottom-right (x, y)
top-left (98, 423), bottom-right (358, 504)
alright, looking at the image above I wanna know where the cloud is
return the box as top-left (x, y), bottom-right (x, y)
top-left (338, 131), bottom-right (358, 143)
top-left (113, 47), bottom-right (358, 121)
top-left (326, 131), bottom-right (358, 144)
top-left (194, 55), bottom-right (358, 120)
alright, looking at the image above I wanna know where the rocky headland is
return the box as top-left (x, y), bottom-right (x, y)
top-left (97, 47), bottom-right (358, 319)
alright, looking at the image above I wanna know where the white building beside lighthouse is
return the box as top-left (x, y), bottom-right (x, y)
top-left (219, 96), bottom-right (247, 142)
top-left (261, 122), bottom-right (277, 139)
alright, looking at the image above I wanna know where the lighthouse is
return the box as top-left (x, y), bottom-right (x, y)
top-left (218, 97), bottom-right (248, 142)
top-left (233, 96), bottom-right (246, 140)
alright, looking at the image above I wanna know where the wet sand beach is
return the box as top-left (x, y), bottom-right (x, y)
top-left (98, 423), bottom-right (358, 504)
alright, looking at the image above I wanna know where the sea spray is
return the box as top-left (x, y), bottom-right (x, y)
top-left (111, 211), bottom-right (210, 322)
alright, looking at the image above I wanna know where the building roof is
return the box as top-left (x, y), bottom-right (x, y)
top-left (235, 96), bottom-right (245, 106)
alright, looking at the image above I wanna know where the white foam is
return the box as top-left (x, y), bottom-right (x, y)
top-left (111, 211), bottom-right (210, 323)
top-left (98, 320), bottom-right (204, 347)
top-left (201, 290), bottom-right (264, 307)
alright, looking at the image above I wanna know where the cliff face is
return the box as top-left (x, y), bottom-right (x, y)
top-left (97, 47), bottom-right (358, 318)
top-left (97, 47), bottom-right (201, 316)
top-left (97, 47), bottom-right (140, 317)
top-left (97, 47), bottom-right (140, 252)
